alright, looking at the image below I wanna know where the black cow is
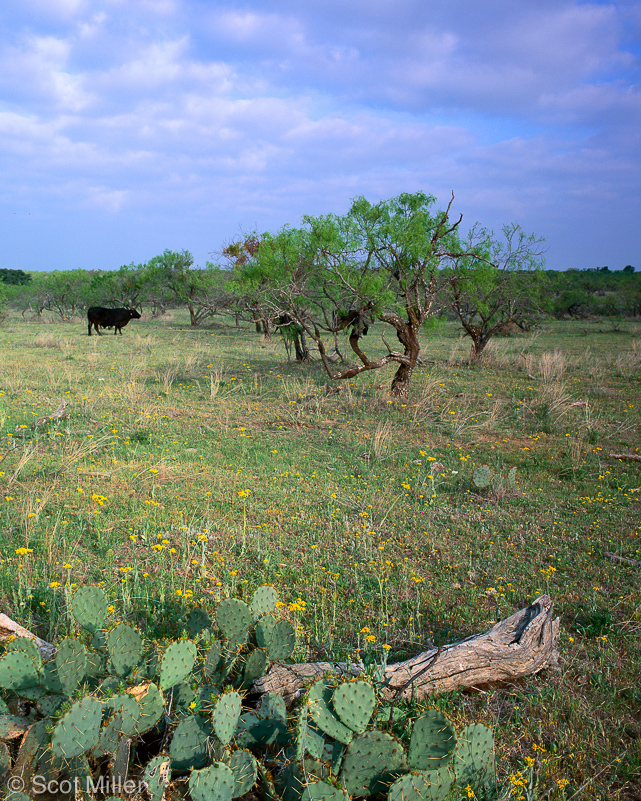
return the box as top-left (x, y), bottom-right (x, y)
top-left (87, 307), bottom-right (141, 336)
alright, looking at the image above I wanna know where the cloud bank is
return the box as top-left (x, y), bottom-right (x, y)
top-left (1, 0), bottom-right (639, 270)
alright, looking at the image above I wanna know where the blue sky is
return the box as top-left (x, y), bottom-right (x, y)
top-left (1, 0), bottom-right (639, 273)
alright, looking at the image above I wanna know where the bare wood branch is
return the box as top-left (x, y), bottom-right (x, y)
top-left (604, 551), bottom-right (641, 567)
top-left (252, 595), bottom-right (560, 705)
top-left (0, 614), bottom-right (56, 659)
top-left (609, 452), bottom-right (641, 462)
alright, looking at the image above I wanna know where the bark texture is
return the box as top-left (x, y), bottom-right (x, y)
top-left (252, 595), bottom-right (560, 705)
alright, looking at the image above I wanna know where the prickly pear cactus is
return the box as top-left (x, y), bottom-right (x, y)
top-left (507, 466), bottom-right (517, 490)
top-left (452, 723), bottom-right (495, 787)
top-left (408, 710), bottom-right (456, 770)
top-left (242, 647), bottom-right (269, 689)
top-left (308, 679), bottom-right (354, 745)
top-left (213, 690), bottom-right (242, 745)
top-left (107, 622), bottom-right (143, 678)
top-left (189, 762), bottom-right (235, 801)
top-left (71, 584), bottom-right (108, 633)
top-left (159, 639), bottom-right (197, 691)
top-left (388, 766), bottom-right (454, 801)
top-left (51, 696), bottom-right (103, 759)
top-left (340, 730), bottom-right (407, 797)
top-left (56, 638), bottom-right (87, 697)
top-left (229, 749), bottom-right (258, 797)
top-left (301, 781), bottom-right (349, 801)
top-left (0, 650), bottom-right (40, 692)
top-left (251, 585), bottom-right (278, 618)
top-left (184, 607), bottom-right (212, 638)
top-left (332, 680), bottom-right (376, 733)
top-left (216, 598), bottom-right (252, 642)
top-left (3, 636), bottom-right (42, 664)
top-left (472, 464), bottom-right (492, 489)
top-left (142, 755), bottom-right (171, 801)
top-left (256, 615), bottom-right (296, 661)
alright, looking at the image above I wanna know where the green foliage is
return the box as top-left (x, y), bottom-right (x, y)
top-left (0, 268), bottom-right (31, 285)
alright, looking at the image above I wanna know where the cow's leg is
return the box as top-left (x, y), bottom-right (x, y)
top-left (88, 321), bottom-right (92, 336)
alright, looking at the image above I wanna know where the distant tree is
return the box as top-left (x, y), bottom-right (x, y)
top-left (0, 268), bottom-right (31, 285)
top-left (623, 265), bottom-right (635, 274)
top-left (444, 224), bottom-right (547, 362)
top-left (141, 250), bottom-right (228, 326)
top-left (42, 270), bottom-right (96, 320)
top-left (89, 263), bottom-right (145, 308)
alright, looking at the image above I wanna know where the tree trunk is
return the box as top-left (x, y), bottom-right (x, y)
top-left (390, 326), bottom-right (420, 398)
top-left (252, 595), bottom-right (560, 705)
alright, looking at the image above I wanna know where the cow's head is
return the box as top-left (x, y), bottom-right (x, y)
top-left (129, 309), bottom-right (142, 320)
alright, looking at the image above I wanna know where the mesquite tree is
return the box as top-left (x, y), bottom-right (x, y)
top-left (445, 223), bottom-right (547, 362)
top-left (233, 192), bottom-right (544, 397)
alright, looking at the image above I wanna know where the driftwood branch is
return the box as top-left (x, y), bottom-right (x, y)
top-left (609, 452), bottom-right (641, 462)
top-left (604, 551), bottom-right (641, 567)
top-left (253, 595), bottom-right (560, 705)
top-left (0, 614), bottom-right (56, 660)
top-left (0, 597), bottom-right (560, 705)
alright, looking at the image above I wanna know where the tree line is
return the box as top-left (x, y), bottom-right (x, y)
top-left (0, 191), bottom-right (638, 396)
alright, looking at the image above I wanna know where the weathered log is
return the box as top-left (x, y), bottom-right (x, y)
top-left (0, 596), bottom-right (560, 706)
top-left (604, 551), bottom-right (641, 567)
top-left (0, 613), bottom-right (56, 659)
top-left (610, 452), bottom-right (641, 462)
top-left (252, 595), bottom-right (560, 705)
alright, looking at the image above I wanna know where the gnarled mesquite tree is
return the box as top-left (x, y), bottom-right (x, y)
top-left (232, 192), bottom-right (544, 397)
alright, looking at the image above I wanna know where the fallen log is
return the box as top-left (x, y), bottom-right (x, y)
top-left (252, 595), bottom-right (560, 705)
top-left (609, 452), bottom-right (641, 462)
top-left (0, 614), bottom-right (56, 659)
top-left (0, 596), bottom-right (560, 706)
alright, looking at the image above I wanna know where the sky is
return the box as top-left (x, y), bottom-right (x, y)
top-left (1, 0), bottom-right (639, 273)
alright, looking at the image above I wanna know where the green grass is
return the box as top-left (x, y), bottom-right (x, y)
top-left (1, 310), bottom-right (640, 799)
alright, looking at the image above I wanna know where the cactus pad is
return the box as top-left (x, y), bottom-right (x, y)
top-left (3, 636), bottom-right (42, 666)
top-left (185, 607), bottom-right (212, 638)
top-left (308, 679), bottom-right (354, 745)
top-left (143, 755), bottom-right (171, 801)
top-left (388, 767), bottom-right (454, 801)
top-left (216, 598), bottom-right (252, 641)
top-left (107, 622), bottom-right (143, 678)
top-left (213, 689), bottom-right (242, 745)
top-left (333, 681), bottom-right (376, 733)
top-left (255, 615), bottom-right (296, 661)
top-left (71, 584), bottom-right (108, 634)
top-left (189, 762), bottom-right (235, 801)
top-left (51, 696), bottom-right (102, 759)
top-left (0, 651), bottom-right (40, 692)
top-left (229, 749), bottom-right (258, 797)
top-left (242, 647), bottom-right (269, 688)
top-left (301, 781), bottom-right (349, 801)
top-left (472, 465), bottom-right (492, 489)
top-left (251, 585), bottom-right (278, 618)
top-left (452, 723), bottom-right (494, 785)
top-left (409, 711), bottom-right (456, 771)
top-left (55, 638), bottom-right (87, 697)
top-left (159, 639), bottom-right (197, 690)
top-left (169, 714), bottom-right (213, 771)
top-left (203, 641), bottom-right (223, 679)
top-left (340, 730), bottom-right (407, 797)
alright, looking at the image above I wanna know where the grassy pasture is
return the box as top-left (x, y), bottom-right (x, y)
top-left (0, 309), bottom-right (640, 798)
